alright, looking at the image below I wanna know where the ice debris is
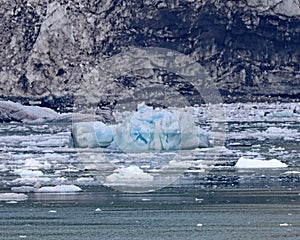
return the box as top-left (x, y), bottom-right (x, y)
top-left (71, 103), bottom-right (209, 151)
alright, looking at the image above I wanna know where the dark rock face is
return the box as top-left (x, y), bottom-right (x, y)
top-left (0, 0), bottom-right (299, 110)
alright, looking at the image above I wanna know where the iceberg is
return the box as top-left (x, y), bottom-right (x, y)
top-left (71, 103), bottom-right (209, 151)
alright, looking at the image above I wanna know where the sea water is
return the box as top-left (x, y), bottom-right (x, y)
top-left (0, 102), bottom-right (299, 239)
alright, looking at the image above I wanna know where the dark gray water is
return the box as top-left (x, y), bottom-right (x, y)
top-left (1, 189), bottom-right (300, 240)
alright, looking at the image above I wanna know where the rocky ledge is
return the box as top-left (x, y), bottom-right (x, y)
top-left (0, 0), bottom-right (299, 111)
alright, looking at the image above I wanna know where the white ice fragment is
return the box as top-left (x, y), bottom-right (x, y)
top-left (195, 198), bottom-right (204, 203)
top-left (105, 165), bottom-right (154, 186)
top-left (95, 208), bottom-right (102, 212)
top-left (235, 157), bottom-right (287, 168)
top-left (55, 177), bottom-right (67, 182)
top-left (48, 210), bottom-right (57, 213)
top-left (141, 198), bottom-right (151, 202)
top-left (43, 161), bottom-right (52, 170)
top-left (14, 169), bottom-right (44, 178)
top-left (197, 223), bottom-right (203, 227)
top-left (76, 177), bottom-right (95, 182)
top-left (24, 158), bottom-right (42, 170)
top-left (0, 193), bottom-right (28, 201)
top-left (11, 186), bottom-right (35, 193)
top-left (284, 171), bottom-right (300, 175)
top-left (37, 185), bottom-right (82, 193)
top-left (279, 223), bottom-right (291, 227)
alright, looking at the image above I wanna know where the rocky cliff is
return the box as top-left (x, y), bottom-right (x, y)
top-left (0, 0), bottom-right (299, 111)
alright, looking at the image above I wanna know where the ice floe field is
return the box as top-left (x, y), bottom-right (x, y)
top-left (0, 101), bottom-right (299, 240)
top-left (0, 101), bottom-right (299, 195)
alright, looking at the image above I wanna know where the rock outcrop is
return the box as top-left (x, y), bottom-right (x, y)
top-left (0, 0), bottom-right (299, 110)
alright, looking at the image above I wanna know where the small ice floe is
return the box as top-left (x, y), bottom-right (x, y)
top-left (14, 169), bottom-right (44, 178)
top-left (94, 208), bottom-right (102, 212)
top-left (265, 127), bottom-right (299, 140)
top-left (43, 161), bottom-right (52, 170)
top-left (195, 198), bottom-right (204, 203)
top-left (36, 185), bottom-right (82, 193)
top-left (24, 158), bottom-right (42, 170)
top-left (105, 165), bottom-right (154, 187)
top-left (196, 223), bottom-right (203, 227)
top-left (0, 193), bottom-right (28, 201)
top-left (19, 235), bottom-right (27, 238)
top-left (55, 168), bottom-right (80, 175)
top-left (280, 223), bottom-right (291, 227)
top-left (11, 186), bottom-right (35, 193)
top-left (284, 171), bottom-right (300, 175)
top-left (48, 210), bottom-right (57, 213)
top-left (266, 110), bottom-right (295, 119)
top-left (141, 198), bottom-right (151, 202)
top-left (235, 157), bottom-right (288, 169)
top-left (6, 201), bottom-right (18, 204)
top-left (76, 177), bottom-right (95, 183)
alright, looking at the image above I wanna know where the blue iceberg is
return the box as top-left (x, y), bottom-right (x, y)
top-left (70, 104), bottom-right (209, 151)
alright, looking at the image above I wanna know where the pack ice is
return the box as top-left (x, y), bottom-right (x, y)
top-left (71, 103), bottom-right (209, 151)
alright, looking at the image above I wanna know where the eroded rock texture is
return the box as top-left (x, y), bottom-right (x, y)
top-left (0, 0), bottom-right (299, 110)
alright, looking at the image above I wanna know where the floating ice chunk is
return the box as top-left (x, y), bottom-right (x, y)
top-left (0, 193), bottom-right (28, 201)
top-left (11, 186), bottom-right (35, 193)
top-left (105, 165), bottom-right (154, 186)
top-left (141, 198), bottom-right (151, 202)
top-left (71, 103), bottom-right (209, 151)
top-left (195, 198), bottom-right (204, 203)
top-left (235, 157), bottom-right (288, 169)
top-left (94, 208), bottom-right (102, 212)
top-left (0, 164), bottom-right (8, 172)
top-left (76, 177), bottom-right (95, 182)
top-left (12, 177), bottom-right (51, 186)
top-left (284, 171), bottom-right (300, 175)
top-left (43, 161), bottom-right (52, 170)
top-left (14, 169), bottom-right (44, 178)
top-left (279, 223), bottom-right (291, 227)
top-left (24, 158), bottom-right (42, 170)
top-left (37, 185), bottom-right (82, 193)
top-left (266, 110), bottom-right (295, 119)
top-left (265, 127), bottom-right (299, 139)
